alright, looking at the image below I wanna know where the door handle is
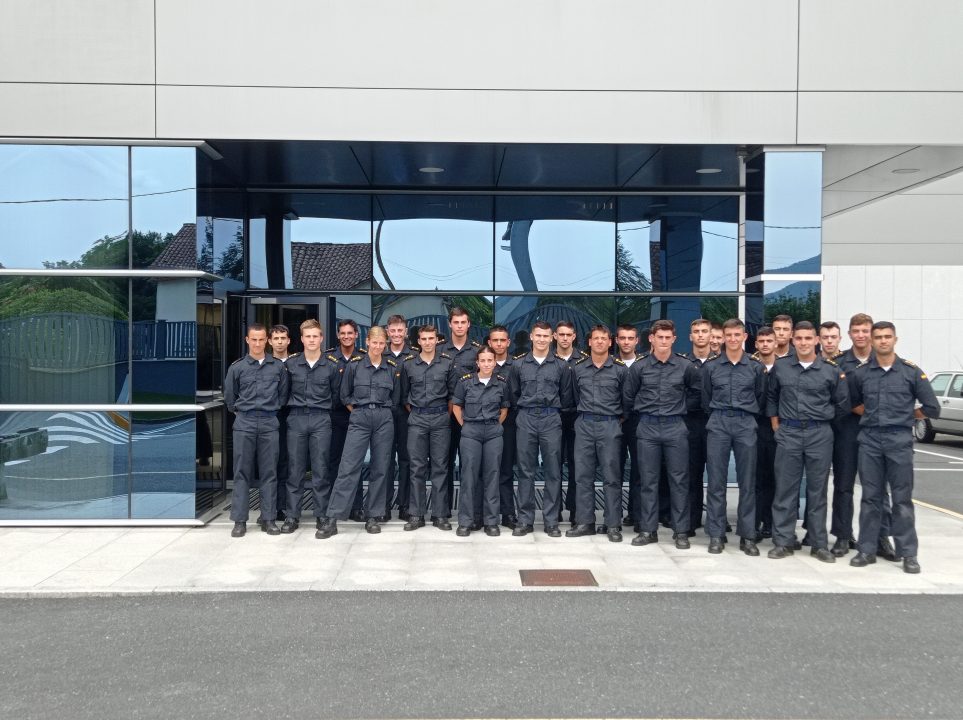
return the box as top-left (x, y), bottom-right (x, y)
top-left (942, 400), bottom-right (950, 405)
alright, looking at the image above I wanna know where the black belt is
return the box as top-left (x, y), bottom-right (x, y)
top-left (357, 403), bottom-right (389, 410)
top-left (716, 409), bottom-right (749, 417)
top-left (236, 410), bottom-right (277, 417)
top-left (780, 418), bottom-right (827, 429)
top-left (288, 407), bottom-right (331, 415)
top-left (465, 419), bottom-right (499, 424)
top-left (521, 406), bottom-right (560, 415)
top-left (638, 414), bottom-right (683, 424)
top-left (872, 425), bottom-right (911, 434)
top-left (580, 413), bottom-right (619, 422)
top-left (411, 405), bottom-right (448, 415)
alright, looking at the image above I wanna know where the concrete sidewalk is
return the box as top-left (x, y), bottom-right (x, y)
top-left (2, 488), bottom-right (962, 595)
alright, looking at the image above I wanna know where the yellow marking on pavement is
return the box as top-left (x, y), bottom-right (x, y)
top-left (913, 499), bottom-right (963, 520)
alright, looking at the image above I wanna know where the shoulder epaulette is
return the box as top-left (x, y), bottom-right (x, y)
top-left (403, 353), bottom-right (415, 362)
top-left (326, 354), bottom-right (338, 363)
top-left (750, 351), bottom-right (761, 361)
top-left (902, 359), bottom-right (918, 368)
top-left (471, 340), bottom-right (481, 348)
top-left (833, 350), bottom-right (843, 358)
top-left (614, 358), bottom-right (626, 366)
top-left (229, 357), bottom-right (243, 366)
top-left (357, 348), bottom-right (367, 354)
top-left (461, 373), bottom-right (472, 380)
top-left (323, 346), bottom-right (336, 354)
top-left (638, 352), bottom-right (650, 360)
top-left (386, 358), bottom-right (397, 367)
top-left (579, 349), bottom-right (589, 357)
top-left (514, 351), bottom-right (527, 359)
top-left (705, 354), bottom-right (720, 362)
top-left (496, 373), bottom-right (507, 382)
top-left (439, 352), bottom-right (451, 359)
top-left (675, 352), bottom-right (688, 359)
top-left (350, 356), bottom-right (362, 362)
top-left (824, 357), bottom-right (838, 367)
top-left (574, 356), bottom-right (589, 365)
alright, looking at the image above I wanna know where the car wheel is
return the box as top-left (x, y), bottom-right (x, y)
top-left (913, 418), bottom-right (935, 443)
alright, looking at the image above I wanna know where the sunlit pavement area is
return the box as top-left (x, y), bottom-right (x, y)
top-left (1, 480), bottom-right (961, 595)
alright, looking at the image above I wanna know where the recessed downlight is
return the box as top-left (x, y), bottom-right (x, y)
top-left (891, 168), bottom-right (920, 174)
top-left (419, 166), bottom-right (445, 174)
top-left (696, 167), bottom-right (722, 174)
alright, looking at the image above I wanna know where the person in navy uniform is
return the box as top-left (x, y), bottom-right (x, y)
top-left (509, 320), bottom-right (576, 537)
top-left (848, 321), bottom-right (940, 574)
top-left (701, 318), bottom-right (767, 556)
top-left (566, 325), bottom-right (627, 542)
top-left (317, 326), bottom-right (401, 538)
top-left (326, 319), bottom-right (367, 522)
top-left (765, 321), bottom-right (850, 563)
top-left (452, 346), bottom-right (510, 536)
top-left (751, 326), bottom-right (778, 541)
top-left (488, 325), bottom-right (518, 529)
top-left (267, 324), bottom-right (294, 524)
top-left (401, 325), bottom-right (457, 532)
top-left (554, 320), bottom-right (588, 525)
top-left (385, 314), bottom-right (414, 521)
top-left (614, 324), bottom-right (643, 532)
top-left (623, 319), bottom-right (701, 549)
top-left (280, 319), bottom-right (341, 534)
top-left (224, 323), bottom-right (290, 537)
top-left (682, 318), bottom-right (717, 534)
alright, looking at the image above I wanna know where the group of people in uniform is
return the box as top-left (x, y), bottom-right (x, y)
top-left (223, 308), bottom-right (940, 575)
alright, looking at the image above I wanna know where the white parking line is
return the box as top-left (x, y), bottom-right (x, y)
top-left (914, 468), bottom-right (963, 472)
top-left (914, 447), bottom-right (963, 462)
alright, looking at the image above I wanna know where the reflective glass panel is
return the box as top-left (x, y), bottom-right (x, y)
top-left (132, 147), bottom-right (197, 269)
top-left (373, 195), bottom-right (493, 291)
top-left (197, 296), bottom-right (223, 395)
top-left (331, 295), bottom-right (372, 349)
top-left (764, 280), bottom-right (820, 325)
top-left (197, 190), bottom-right (244, 290)
top-left (494, 295), bottom-right (616, 355)
top-left (372, 294), bottom-right (493, 347)
top-left (0, 277), bottom-right (129, 404)
top-left (616, 295), bottom-right (738, 354)
top-left (0, 410), bottom-right (129, 520)
top-left (0, 145), bottom-right (129, 269)
top-left (763, 151), bottom-right (822, 273)
top-left (618, 197), bottom-right (738, 292)
top-left (495, 197), bottom-right (615, 292)
top-left (131, 279), bottom-right (196, 404)
top-left (131, 411), bottom-right (196, 519)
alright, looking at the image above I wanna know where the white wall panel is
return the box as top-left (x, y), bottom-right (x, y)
top-left (920, 266), bottom-right (952, 321)
top-left (951, 275), bottom-right (963, 322)
top-left (798, 93), bottom-right (963, 145)
top-left (0, 83), bottom-right (155, 138)
top-left (893, 320), bottom-right (923, 369)
top-left (156, 86), bottom-right (797, 144)
top-left (156, 0), bottom-right (798, 91)
top-left (835, 266), bottom-right (866, 318)
top-left (820, 265), bottom-right (838, 322)
top-left (892, 266), bottom-right (922, 322)
top-left (0, 0), bottom-right (154, 84)
top-left (864, 266), bottom-right (895, 321)
top-left (799, 1), bottom-right (963, 91)
top-left (920, 320), bottom-right (950, 372)
top-left (949, 333), bottom-right (963, 370)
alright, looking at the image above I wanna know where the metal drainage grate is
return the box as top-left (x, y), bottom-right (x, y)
top-left (519, 569), bottom-right (598, 587)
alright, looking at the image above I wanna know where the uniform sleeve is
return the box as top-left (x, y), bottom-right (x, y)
top-left (278, 363), bottom-right (291, 407)
top-left (446, 361), bottom-right (458, 398)
top-left (684, 363), bottom-right (701, 414)
top-left (340, 362), bottom-right (357, 406)
top-left (499, 380), bottom-right (512, 408)
top-left (571, 367), bottom-right (582, 410)
top-left (615, 366), bottom-right (627, 416)
top-left (849, 368), bottom-right (864, 409)
top-left (451, 378), bottom-right (467, 407)
top-left (329, 362), bottom-right (343, 403)
top-left (622, 363), bottom-right (639, 413)
top-left (391, 364), bottom-right (403, 407)
top-left (701, 364), bottom-right (713, 414)
top-left (765, 367), bottom-right (781, 418)
top-left (754, 363), bottom-right (767, 415)
top-left (560, 365), bottom-right (576, 411)
top-left (509, 363), bottom-right (522, 405)
top-left (915, 367), bottom-right (941, 419)
top-left (832, 369), bottom-right (851, 419)
top-left (224, 364), bottom-right (239, 413)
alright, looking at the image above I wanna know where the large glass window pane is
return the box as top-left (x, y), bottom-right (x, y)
top-left (372, 294), bottom-right (493, 346)
top-left (618, 197), bottom-right (738, 292)
top-left (0, 277), bottom-right (129, 404)
top-left (197, 296), bottom-right (222, 396)
top-left (373, 195), bottom-right (493, 291)
top-left (131, 279), bottom-right (196, 404)
top-left (197, 190), bottom-right (244, 290)
top-left (132, 147), bottom-right (197, 270)
top-left (195, 407), bottom-right (225, 517)
top-left (617, 295), bottom-right (738, 354)
top-left (0, 145), bottom-right (129, 269)
top-left (0, 410), bottom-right (129, 520)
top-left (494, 295), bottom-right (616, 354)
top-left (764, 280), bottom-right (820, 325)
top-left (762, 151), bottom-right (822, 273)
top-left (495, 197), bottom-right (615, 292)
top-left (330, 295), bottom-right (372, 348)
top-left (131, 410), bottom-right (196, 519)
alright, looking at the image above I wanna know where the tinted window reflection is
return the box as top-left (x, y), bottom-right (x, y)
top-left (763, 152), bottom-right (822, 273)
top-left (132, 147), bottom-right (197, 270)
top-left (131, 279), bottom-right (196, 404)
top-left (0, 145), bottom-right (129, 269)
top-left (197, 191), bottom-right (244, 290)
top-left (0, 277), bottom-right (129, 404)
top-left (131, 411), bottom-right (196, 519)
top-left (495, 197), bottom-right (615, 292)
top-left (372, 294), bottom-right (493, 345)
top-left (288, 216), bottom-right (371, 290)
top-left (373, 195), bottom-right (493, 291)
top-left (615, 295), bottom-right (738, 354)
top-left (494, 295), bottom-right (616, 354)
top-left (0, 410), bottom-right (128, 519)
top-left (330, 295), bottom-right (372, 349)
top-left (197, 296), bottom-right (222, 395)
top-left (764, 280), bottom-right (820, 325)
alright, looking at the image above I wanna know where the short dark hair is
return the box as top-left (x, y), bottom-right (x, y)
top-left (650, 319), bottom-right (676, 335)
top-left (531, 320), bottom-right (552, 332)
top-left (793, 321), bottom-right (816, 334)
top-left (710, 322), bottom-right (723, 331)
top-left (386, 314), bottom-right (406, 326)
top-left (246, 323), bottom-right (267, 336)
top-left (722, 318), bottom-right (745, 331)
top-left (690, 318), bottom-right (712, 329)
top-left (819, 321), bottom-right (841, 333)
top-left (772, 314), bottom-right (793, 326)
top-left (475, 344), bottom-right (496, 361)
top-left (269, 324), bottom-right (289, 337)
top-left (448, 306), bottom-right (470, 321)
top-left (337, 319), bottom-right (359, 333)
top-left (588, 324), bottom-right (612, 340)
top-left (555, 320), bottom-right (576, 332)
top-left (872, 321), bottom-right (896, 334)
top-left (616, 324), bottom-right (638, 337)
top-left (417, 324), bottom-right (438, 338)
top-left (850, 313), bottom-right (874, 329)
top-left (488, 324), bottom-right (509, 339)
top-left (755, 326), bottom-right (775, 338)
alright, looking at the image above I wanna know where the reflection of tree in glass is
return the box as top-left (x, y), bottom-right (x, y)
top-left (764, 288), bottom-right (820, 324)
top-left (0, 276), bottom-right (126, 320)
top-left (616, 235), bottom-right (652, 292)
top-left (699, 297), bottom-right (739, 324)
top-left (446, 295), bottom-right (494, 328)
top-left (199, 217), bottom-right (215, 275)
top-left (215, 226), bottom-right (243, 280)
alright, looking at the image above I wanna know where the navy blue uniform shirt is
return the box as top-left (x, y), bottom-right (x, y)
top-left (509, 352), bottom-right (576, 410)
top-left (765, 355), bottom-right (850, 421)
top-left (623, 352), bottom-right (701, 416)
top-left (452, 373), bottom-right (511, 421)
top-left (285, 352), bottom-right (342, 410)
top-left (849, 355), bottom-right (940, 428)
top-left (701, 352), bottom-right (767, 414)
top-left (340, 355), bottom-right (402, 409)
top-left (224, 354), bottom-right (290, 413)
top-left (573, 355), bottom-right (627, 415)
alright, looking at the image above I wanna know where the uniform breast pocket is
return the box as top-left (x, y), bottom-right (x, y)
top-left (354, 380), bottom-right (372, 400)
top-left (522, 377), bottom-right (538, 396)
top-left (882, 376), bottom-right (913, 407)
top-left (373, 375), bottom-right (394, 402)
top-left (465, 401), bottom-right (482, 418)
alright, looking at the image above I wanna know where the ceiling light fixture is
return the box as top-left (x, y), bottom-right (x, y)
top-left (891, 168), bottom-right (920, 174)
top-left (419, 166), bottom-right (445, 174)
top-left (696, 168), bottom-right (722, 174)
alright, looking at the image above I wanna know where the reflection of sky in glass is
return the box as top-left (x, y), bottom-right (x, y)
top-left (494, 220), bottom-right (614, 291)
top-left (764, 152), bottom-right (822, 273)
top-left (0, 145), bottom-right (128, 268)
top-left (289, 217), bottom-right (371, 245)
top-left (249, 218), bottom-right (267, 288)
top-left (132, 147), bottom-right (196, 238)
top-left (374, 219), bottom-right (492, 291)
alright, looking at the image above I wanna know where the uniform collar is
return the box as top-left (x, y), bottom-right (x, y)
top-left (245, 354), bottom-right (275, 365)
top-left (790, 354), bottom-right (821, 368)
top-left (293, 353), bottom-right (326, 367)
top-left (867, 354), bottom-right (899, 370)
top-left (524, 351), bottom-right (558, 364)
top-left (646, 351), bottom-right (679, 366)
top-left (363, 354), bottom-right (388, 369)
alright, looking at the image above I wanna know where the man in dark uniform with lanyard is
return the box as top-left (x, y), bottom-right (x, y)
top-left (623, 319), bottom-right (701, 549)
top-left (488, 325), bottom-right (518, 529)
top-left (385, 314), bottom-right (414, 521)
top-left (701, 318), bottom-right (766, 556)
top-left (765, 321), bottom-right (850, 562)
top-left (683, 318), bottom-right (717, 534)
top-left (849, 321), bottom-right (940, 574)
top-left (439, 306), bottom-right (481, 520)
top-left (266, 324), bottom-right (294, 524)
top-left (751, 326), bottom-right (778, 541)
top-left (554, 320), bottom-right (588, 525)
top-left (509, 320), bottom-right (576, 537)
top-left (224, 323), bottom-right (290, 537)
top-left (326, 319), bottom-right (366, 522)
top-left (615, 324), bottom-right (643, 533)
top-left (402, 325), bottom-right (457, 531)
top-left (566, 325), bottom-right (627, 542)
top-left (280, 319), bottom-right (341, 533)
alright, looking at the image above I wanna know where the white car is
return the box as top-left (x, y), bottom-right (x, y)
top-left (913, 371), bottom-right (963, 443)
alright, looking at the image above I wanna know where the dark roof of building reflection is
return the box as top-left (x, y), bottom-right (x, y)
top-left (150, 223), bottom-right (198, 270)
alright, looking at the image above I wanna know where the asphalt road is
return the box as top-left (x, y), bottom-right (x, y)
top-left (912, 435), bottom-right (963, 515)
top-left (2, 592), bottom-right (962, 720)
